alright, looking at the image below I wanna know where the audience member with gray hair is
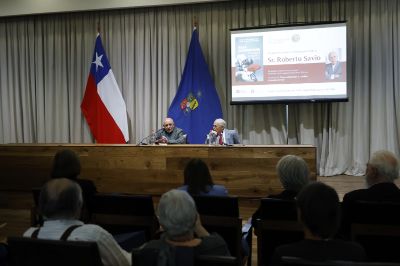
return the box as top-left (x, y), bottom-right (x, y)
top-left (343, 149), bottom-right (400, 203)
top-left (23, 178), bottom-right (130, 266)
top-left (138, 189), bottom-right (230, 265)
top-left (276, 155), bottom-right (310, 195)
top-left (251, 155), bottom-right (311, 228)
top-left (158, 189), bottom-right (199, 239)
top-left (341, 150), bottom-right (400, 237)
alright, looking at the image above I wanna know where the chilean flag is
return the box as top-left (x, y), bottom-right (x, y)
top-left (81, 34), bottom-right (129, 143)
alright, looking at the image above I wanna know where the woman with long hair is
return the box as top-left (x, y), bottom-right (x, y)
top-left (177, 158), bottom-right (227, 196)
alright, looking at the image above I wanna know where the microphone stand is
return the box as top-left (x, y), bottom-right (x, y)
top-left (138, 128), bottom-right (163, 145)
top-left (207, 131), bottom-right (217, 145)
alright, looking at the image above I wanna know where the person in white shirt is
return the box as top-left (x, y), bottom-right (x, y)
top-left (23, 178), bottom-right (130, 266)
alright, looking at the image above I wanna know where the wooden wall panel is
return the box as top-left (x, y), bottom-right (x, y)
top-left (0, 144), bottom-right (316, 199)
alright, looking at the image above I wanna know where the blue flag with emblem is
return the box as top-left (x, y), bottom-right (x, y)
top-left (167, 28), bottom-right (223, 144)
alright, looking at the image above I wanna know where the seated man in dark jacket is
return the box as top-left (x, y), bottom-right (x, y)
top-left (341, 150), bottom-right (400, 238)
top-left (155, 118), bottom-right (186, 144)
top-left (271, 182), bottom-right (366, 265)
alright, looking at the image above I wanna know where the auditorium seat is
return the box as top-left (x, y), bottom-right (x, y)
top-left (192, 195), bottom-right (239, 217)
top-left (192, 195), bottom-right (246, 265)
top-left (254, 198), bottom-right (302, 266)
top-left (257, 198), bottom-right (298, 221)
top-left (349, 201), bottom-right (400, 225)
top-left (7, 236), bottom-right (103, 266)
top-left (281, 256), bottom-right (400, 266)
top-left (132, 245), bottom-right (238, 266)
top-left (30, 187), bottom-right (42, 226)
top-left (351, 223), bottom-right (400, 262)
top-left (349, 201), bottom-right (400, 262)
top-left (88, 193), bottom-right (159, 242)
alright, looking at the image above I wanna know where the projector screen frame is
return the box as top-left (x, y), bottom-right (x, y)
top-left (229, 21), bottom-right (349, 105)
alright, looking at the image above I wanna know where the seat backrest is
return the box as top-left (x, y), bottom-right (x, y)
top-left (132, 245), bottom-right (195, 266)
top-left (195, 254), bottom-right (238, 266)
top-left (349, 201), bottom-right (400, 225)
top-left (7, 236), bottom-right (103, 266)
top-left (346, 201), bottom-right (400, 262)
top-left (351, 223), bottom-right (400, 262)
top-left (132, 245), bottom-right (238, 266)
top-left (191, 196), bottom-right (242, 264)
top-left (30, 188), bottom-right (43, 227)
top-left (256, 220), bottom-right (304, 266)
top-left (281, 256), bottom-right (338, 266)
top-left (255, 198), bottom-right (300, 266)
top-left (89, 193), bottom-right (159, 240)
top-left (0, 243), bottom-right (7, 266)
top-left (192, 196), bottom-right (239, 217)
top-left (259, 198), bottom-right (297, 220)
top-left (32, 187), bottom-right (41, 206)
top-left (282, 256), bottom-right (400, 266)
top-left (199, 215), bottom-right (242, 265)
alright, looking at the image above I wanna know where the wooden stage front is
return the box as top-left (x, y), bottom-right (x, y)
top-left (0, 144), bottom-right (316, 238)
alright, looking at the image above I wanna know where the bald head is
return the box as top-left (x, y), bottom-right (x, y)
top-left (39, 178), bottom-right (83, 220)
top-left (163, 117), bottom-right (175, 133)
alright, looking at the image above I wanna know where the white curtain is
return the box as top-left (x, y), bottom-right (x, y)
top-left (1, 0), bottom-right (399, 176)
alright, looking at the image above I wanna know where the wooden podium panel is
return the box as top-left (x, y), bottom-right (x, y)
top-left (0, 144), bottom-right (316, 198)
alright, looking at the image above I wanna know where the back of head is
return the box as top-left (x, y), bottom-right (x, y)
top-left (368, 150), bottom-right (399, 183)
top-left (51, 149), bottom-right (81, 180)
top-left (184, 158), bottom-right (214, 195)
top-left (157, 189), bottom-right (197, 239)
top-left (39, 178), bottom-right (83, 220)
top-left (296, 182), bottom-right (340, 239)
top-left (277, 155), bottom-right (310, 192)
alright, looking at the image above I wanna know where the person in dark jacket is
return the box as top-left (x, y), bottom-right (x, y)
top-left (271, 182), bottom-right (366, 265)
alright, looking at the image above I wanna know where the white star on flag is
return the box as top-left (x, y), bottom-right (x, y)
top-left (92, 52), bottom-right (104, 71)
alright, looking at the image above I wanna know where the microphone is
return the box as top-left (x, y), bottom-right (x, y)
top-left (207, 130), bottom-right (218, 145)
top-left (138, 135), bottom-right (149, 145)
top-left (138, 128), bottom-right (164, 145)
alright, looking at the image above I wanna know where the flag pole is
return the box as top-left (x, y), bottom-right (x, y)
top-left (167, 14), bottom-right (222, 144)
top-left (193, 16), bottom-right (198, 30)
